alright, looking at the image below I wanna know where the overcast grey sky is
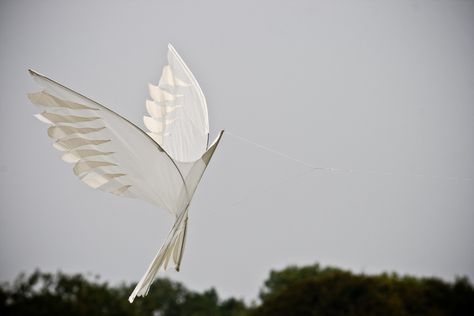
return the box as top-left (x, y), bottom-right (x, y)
top-left (1, 0), bottom-right (473, 301)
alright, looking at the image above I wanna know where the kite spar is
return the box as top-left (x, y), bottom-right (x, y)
top-left (26, 44), bottom-right (224, 303)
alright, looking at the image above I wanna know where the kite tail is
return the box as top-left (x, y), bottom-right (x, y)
top-left (128, 210), bottom-right (189, 303)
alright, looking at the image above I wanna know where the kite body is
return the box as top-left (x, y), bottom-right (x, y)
top-left (27, 44), bottom-right (223, 303)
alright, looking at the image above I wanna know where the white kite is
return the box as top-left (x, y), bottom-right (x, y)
top-left (27, 44), bottom-right (224, 303)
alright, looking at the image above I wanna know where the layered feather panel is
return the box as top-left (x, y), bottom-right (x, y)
top-left (28, 70), bottom-right (190, 215)
top-left (144, 44), bottom-right (209, 162)
top-left (29, 90), bottom-right (144, 201)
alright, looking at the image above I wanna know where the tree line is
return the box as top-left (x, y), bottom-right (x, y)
top-left (1, 263), bottom-right (473, 315)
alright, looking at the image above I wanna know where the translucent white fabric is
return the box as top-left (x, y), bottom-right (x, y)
top-left (27, 44), bottom-right (223, 303)
top-left (145, 44), bottom-right (209, 162)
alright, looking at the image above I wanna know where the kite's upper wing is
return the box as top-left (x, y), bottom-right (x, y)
top-left (144, 44), bottom-right (209, 162)
top-left (27, 70), bottom-right (190, 215)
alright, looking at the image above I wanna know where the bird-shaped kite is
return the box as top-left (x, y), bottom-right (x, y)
top-left (27, 44), bottom-right (224, 303)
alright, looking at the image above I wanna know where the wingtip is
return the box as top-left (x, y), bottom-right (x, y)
top-left (28, 68), bottom-right (44, 78)
top-left (167, 43), bottom-right (180, 57)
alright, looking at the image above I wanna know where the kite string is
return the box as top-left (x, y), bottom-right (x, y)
top-left (221, 165), bottom-right (320, 211)
top-left (225, 131), bottom-right (474, 182)
top-left (203, 131), bottom-right (472, 214)
top-left (225, 131), bottom-right (316, 169)
top-left (203, 131), bottom-right (472, 213)
top-left (202, 132), bottom-right (322, 213)
top-left (225, 131), bottom-right (358, 175)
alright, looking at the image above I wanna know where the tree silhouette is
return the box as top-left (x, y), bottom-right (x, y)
top-left (250, 264), bottom-right (474, 316)
top-left (2, 264), bottom-right (473, 315)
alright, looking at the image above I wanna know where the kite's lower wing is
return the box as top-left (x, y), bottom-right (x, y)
top-left (27, 69), bottom-right (189, 214)
top-left (129, 131), bottom-right (224, 303)
top-left (128, 207), bottom-right (189, 303)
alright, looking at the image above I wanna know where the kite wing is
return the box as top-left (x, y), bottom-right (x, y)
top-left (27, 45), bottom-right (224, 304)
top-left (27, 69), bottom-right (189, 215)
top-left (144, 44), bottom-right (209, 162)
